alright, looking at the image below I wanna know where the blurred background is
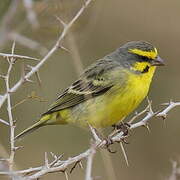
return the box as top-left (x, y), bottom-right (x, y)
top-left (0, 0), bottom-right (180, 179)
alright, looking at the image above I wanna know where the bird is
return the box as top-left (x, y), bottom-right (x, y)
top-left (15, 41), bottom-right (164, 140)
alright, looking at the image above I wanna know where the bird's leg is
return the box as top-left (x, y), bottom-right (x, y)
top-left (102, 135), bottom-right (116, 153)
top-left (110, 122), bottom-right (131, 144)
top-left (112, 122), bottom-right (131, 136)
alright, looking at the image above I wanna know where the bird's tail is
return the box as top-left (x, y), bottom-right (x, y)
top-left (15, 115), bottom-right (50, 141)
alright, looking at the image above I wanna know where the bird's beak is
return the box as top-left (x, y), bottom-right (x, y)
top-left (151, 56), bottom-right (165, 66)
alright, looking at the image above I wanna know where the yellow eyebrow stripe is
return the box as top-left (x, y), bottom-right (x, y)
top-left (129, 48), bottom-right (158, 59)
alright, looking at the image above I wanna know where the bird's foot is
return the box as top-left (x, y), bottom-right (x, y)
top-left (88, 125), bottom-right (116, 153)
top-left (103, 137), bottom-right (117, 153)
top-left (112, 122), bottom-right (131, 136)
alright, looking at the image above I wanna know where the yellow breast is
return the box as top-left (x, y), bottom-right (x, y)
top-left (87, 66), bottom-right (156, 128)
top-left (61, 66), bottom-right (156, 128)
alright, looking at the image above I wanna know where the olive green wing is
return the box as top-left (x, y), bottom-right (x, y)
top-left (43, 78), bottom-right (113, 115)
top-left (42, 59), bottom-right (119, 115)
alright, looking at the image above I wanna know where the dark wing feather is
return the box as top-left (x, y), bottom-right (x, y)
top-left (42, 59), bottom-right (119, 115)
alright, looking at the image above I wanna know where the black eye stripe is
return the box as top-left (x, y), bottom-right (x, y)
top-left (142, 65), bottom-right (150, 73)
top-left (136, 54), bottom-right (152, 62)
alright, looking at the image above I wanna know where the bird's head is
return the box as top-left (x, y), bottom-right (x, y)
top-left (118, 41), bottom-right (164, 73)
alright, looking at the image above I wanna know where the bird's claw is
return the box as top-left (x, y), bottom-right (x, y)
top-left (112, 122), bottom-right (131, 136)
top-left (104, 137), bottom-right (117, 153)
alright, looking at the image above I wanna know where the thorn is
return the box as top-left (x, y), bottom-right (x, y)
top-left (49, 153), bottom-right (64, 167)
top-left (26, 64), bottom-right (34, 70)
top-left (163, 118), bottom-right (166, 128)
top-left (59, 45), bottom-right (70, 53)
top-left (143, 123), bottom-right (151, 133)
top-left (35, 71), bottom-right (42, 87)
top-left (11, 40), bottom-right (16, 55)
top-left (44, 152), bottom-right (49, 168)
top-left (13, 146), bottom-right (23, 151)
top-left (0, 118), bottom-right (9, 126)
top-left (25, 78), bottom-right (34, 83)
top-left (70, 161), bottom-right (81, 173)
top-left (64, 171), bottom-right (69, 180)
top-left (88, 123), bottom-right (102, 143)
top-left (161, 102), bottom-right (169, 106)
top-left (50, 152), bottom-right (57, 159)
top-left (55, 15), bottom-right (67, 28)
top-left (79, 161), bottom-right (83, 169)
top-left (0, 74), bottom-right (6, 79)
top-left (10, 40), bottom-right (16, 63)
top-left (120, 142), bottom-right (129, 166)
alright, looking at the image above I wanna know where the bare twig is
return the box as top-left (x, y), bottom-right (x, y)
top-left (0, 118), bottom-right (9, 126)
top-left (5, 42), bottom-right (16, 171)
top-left (129, 102), bottom-right (151, 123)
top-left (157, 101), bottom-right (180, 119)
top-left (0, 0), bottom-right (93, 109)
top-left (0, 52), bottom-right (40, 61)
top-left (89, 124), bottom-right (102, 144)
top-left (85, 145), bottom-right (96, 180)
top-left (1, 100), bottom-right (180, 179)
top-left (12, 91), bottom-right (47, 110)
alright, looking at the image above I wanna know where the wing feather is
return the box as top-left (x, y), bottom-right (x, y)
top-left (42, 59), bottom-right (121, 115)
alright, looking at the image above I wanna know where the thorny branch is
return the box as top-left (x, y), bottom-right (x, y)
top-left (0, 0), bottom-right (93, 109)
top-left (0, 100), bottom-right (180, 179)
top-left (0, 0), bottom-right (94, 179)
top-left (5, 42), bottom-right (16, 171)
top-left (0, 52), bottom-right (40, 61)
top-left (85, 144), bottom-right (96, 180)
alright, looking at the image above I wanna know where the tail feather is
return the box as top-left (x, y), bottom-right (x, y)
top-left (14, 115), bottom-right (51, 141)
top-left (14, 121), bottom-right (43, 141)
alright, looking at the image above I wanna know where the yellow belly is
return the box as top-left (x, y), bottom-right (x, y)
top-left (59, 67), bottom-right (156, 128)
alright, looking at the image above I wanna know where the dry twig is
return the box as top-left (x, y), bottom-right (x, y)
top-left (0, 118), bottom-right (9, 126)
top-left (5, 42), bottom-right (16, 171)
top-left (0, 52), bottom-right (40, 61)
top-left (0, 0), bottom-right (93, 109)
top-left (0, 100), bottom-right (180, 179)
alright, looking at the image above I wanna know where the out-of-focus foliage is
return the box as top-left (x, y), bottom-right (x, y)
top-left (0, 0), bottom-right (180, 180)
